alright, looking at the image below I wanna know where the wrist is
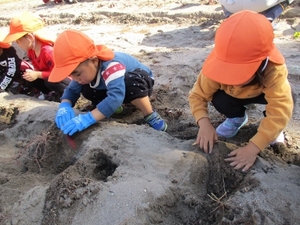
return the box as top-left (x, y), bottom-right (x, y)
top-left (59, 101), bottom-right (72, 108)
top-left (197, 117), bottom-right (210, 127)
top-left (36, 71), bottom-right (43, 79)
top-left (248, 141), bottom-right (261, 154)
top-left (87, 111), bottom-right (97, 123)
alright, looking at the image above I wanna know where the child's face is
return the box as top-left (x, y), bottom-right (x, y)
top-left (70, 57), bottom-right (99, 85)
top-left (15, 34), bottom-right (33, 51)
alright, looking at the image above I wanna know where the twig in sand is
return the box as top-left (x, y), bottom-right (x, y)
top-left (24, 132), bottom-right (53, 171)
top-left (20, 124), bottom-right (55, 172)
top-left (206, 191), bottom-right (228, 215)
top-left (207, 176), bottom-right (228, 214)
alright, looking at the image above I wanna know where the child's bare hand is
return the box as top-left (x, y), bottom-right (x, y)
top-left (194, 117), bottom-right (218, 153)
top-left (224, 142), bottom-right (260, 172)
top-left (23, 69), bottom-right (39, 82)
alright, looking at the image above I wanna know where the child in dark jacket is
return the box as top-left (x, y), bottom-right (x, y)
top-left (0, 32), bottom-right (22, 92)
top-left (0, 31), bottom-right (34, 95)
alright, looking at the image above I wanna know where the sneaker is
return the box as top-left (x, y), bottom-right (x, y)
top-left (37, 92), bottom-right (45, 100)
top-left (216, 113), bottom-right (248, 138)
top-left (38, 91), bottom-right (59, 102)
top-left (270, 131), bottom-right (284, 146)
top-left (114, 106), bottom-right (123, 114)
top-left (144, 111), bottom-right (167, 131)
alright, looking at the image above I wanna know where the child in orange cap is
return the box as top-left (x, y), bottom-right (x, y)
top-left (189, 10), bottom-right (296, 172)
top-left (3, 12), bottom-right (70, 99)
top-left (0, 31), bottom-right (33, 94)
top-left (49, 29), bottom-right (167, 135)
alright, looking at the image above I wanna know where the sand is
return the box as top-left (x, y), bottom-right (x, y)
top-left (0, 0), bottom-right (300, 224)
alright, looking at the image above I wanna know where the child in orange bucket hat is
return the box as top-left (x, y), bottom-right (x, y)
top-left (3, 12), bottom-right (70, 100)
top-left (49, 29), bottom-right (167, 135)
top-left (189, 10), bottom-right (296, 172)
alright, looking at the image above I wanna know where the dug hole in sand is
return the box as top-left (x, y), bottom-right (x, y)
top-left (0, 0), bottom-right (300, 224)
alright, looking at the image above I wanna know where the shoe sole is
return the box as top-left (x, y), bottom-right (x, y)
top-left (162, 123), bottom-right (168, 132)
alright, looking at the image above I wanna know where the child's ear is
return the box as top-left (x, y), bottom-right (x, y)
top-left (27, 33), bottom-right (35, 41)
top-left (90, 56), bottom-right (99, 67)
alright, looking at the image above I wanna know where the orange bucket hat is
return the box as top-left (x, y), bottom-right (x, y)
top-left (4, 12), bottom-right (55, 45)
top-left (202, 10), bottom-right (284, 85)
top-left (49, 29), bottom-right (114, 82)
top-left (0, 31), bottom-right (10, 48)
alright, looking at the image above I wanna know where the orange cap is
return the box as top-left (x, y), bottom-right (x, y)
top-left (4, 12), bottom-right (45, 43)
top-left (202, 10), bottom-right (284, 85)
top-left (0, 31), bottom-right (10, 48)
top-left (49, 30), bottom-right (114, 82)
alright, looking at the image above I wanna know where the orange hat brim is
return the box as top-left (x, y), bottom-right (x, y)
top-left (202, 44), bottom-right (285, 85)
top-left (49, 45), bottom-right (114, 82)
top-left (202, 50), bottom-right (261, 85)
top-left (3, 31), bottom-right (27, 43)
top-left (0, 42), bottom-right (11, 48)
top-left (4, 27), bottom-right (55, 44)
top-left (48, 61), bottom-right (80, 82)
top-left (0, 31), bottom-right (11, 48)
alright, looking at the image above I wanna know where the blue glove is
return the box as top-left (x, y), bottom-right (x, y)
top-left (55, 102), bottom-right (75, 129)
top-left (62, 112), bottom-right (97, 136)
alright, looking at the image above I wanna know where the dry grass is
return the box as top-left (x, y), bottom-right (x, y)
top-left (23, 130), bottom-right (54, 172)
top-left (13, 123), bottom-right (56, 172)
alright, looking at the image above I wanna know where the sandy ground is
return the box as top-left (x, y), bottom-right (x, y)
top-left (0, 0), bottom-right (300, 224)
